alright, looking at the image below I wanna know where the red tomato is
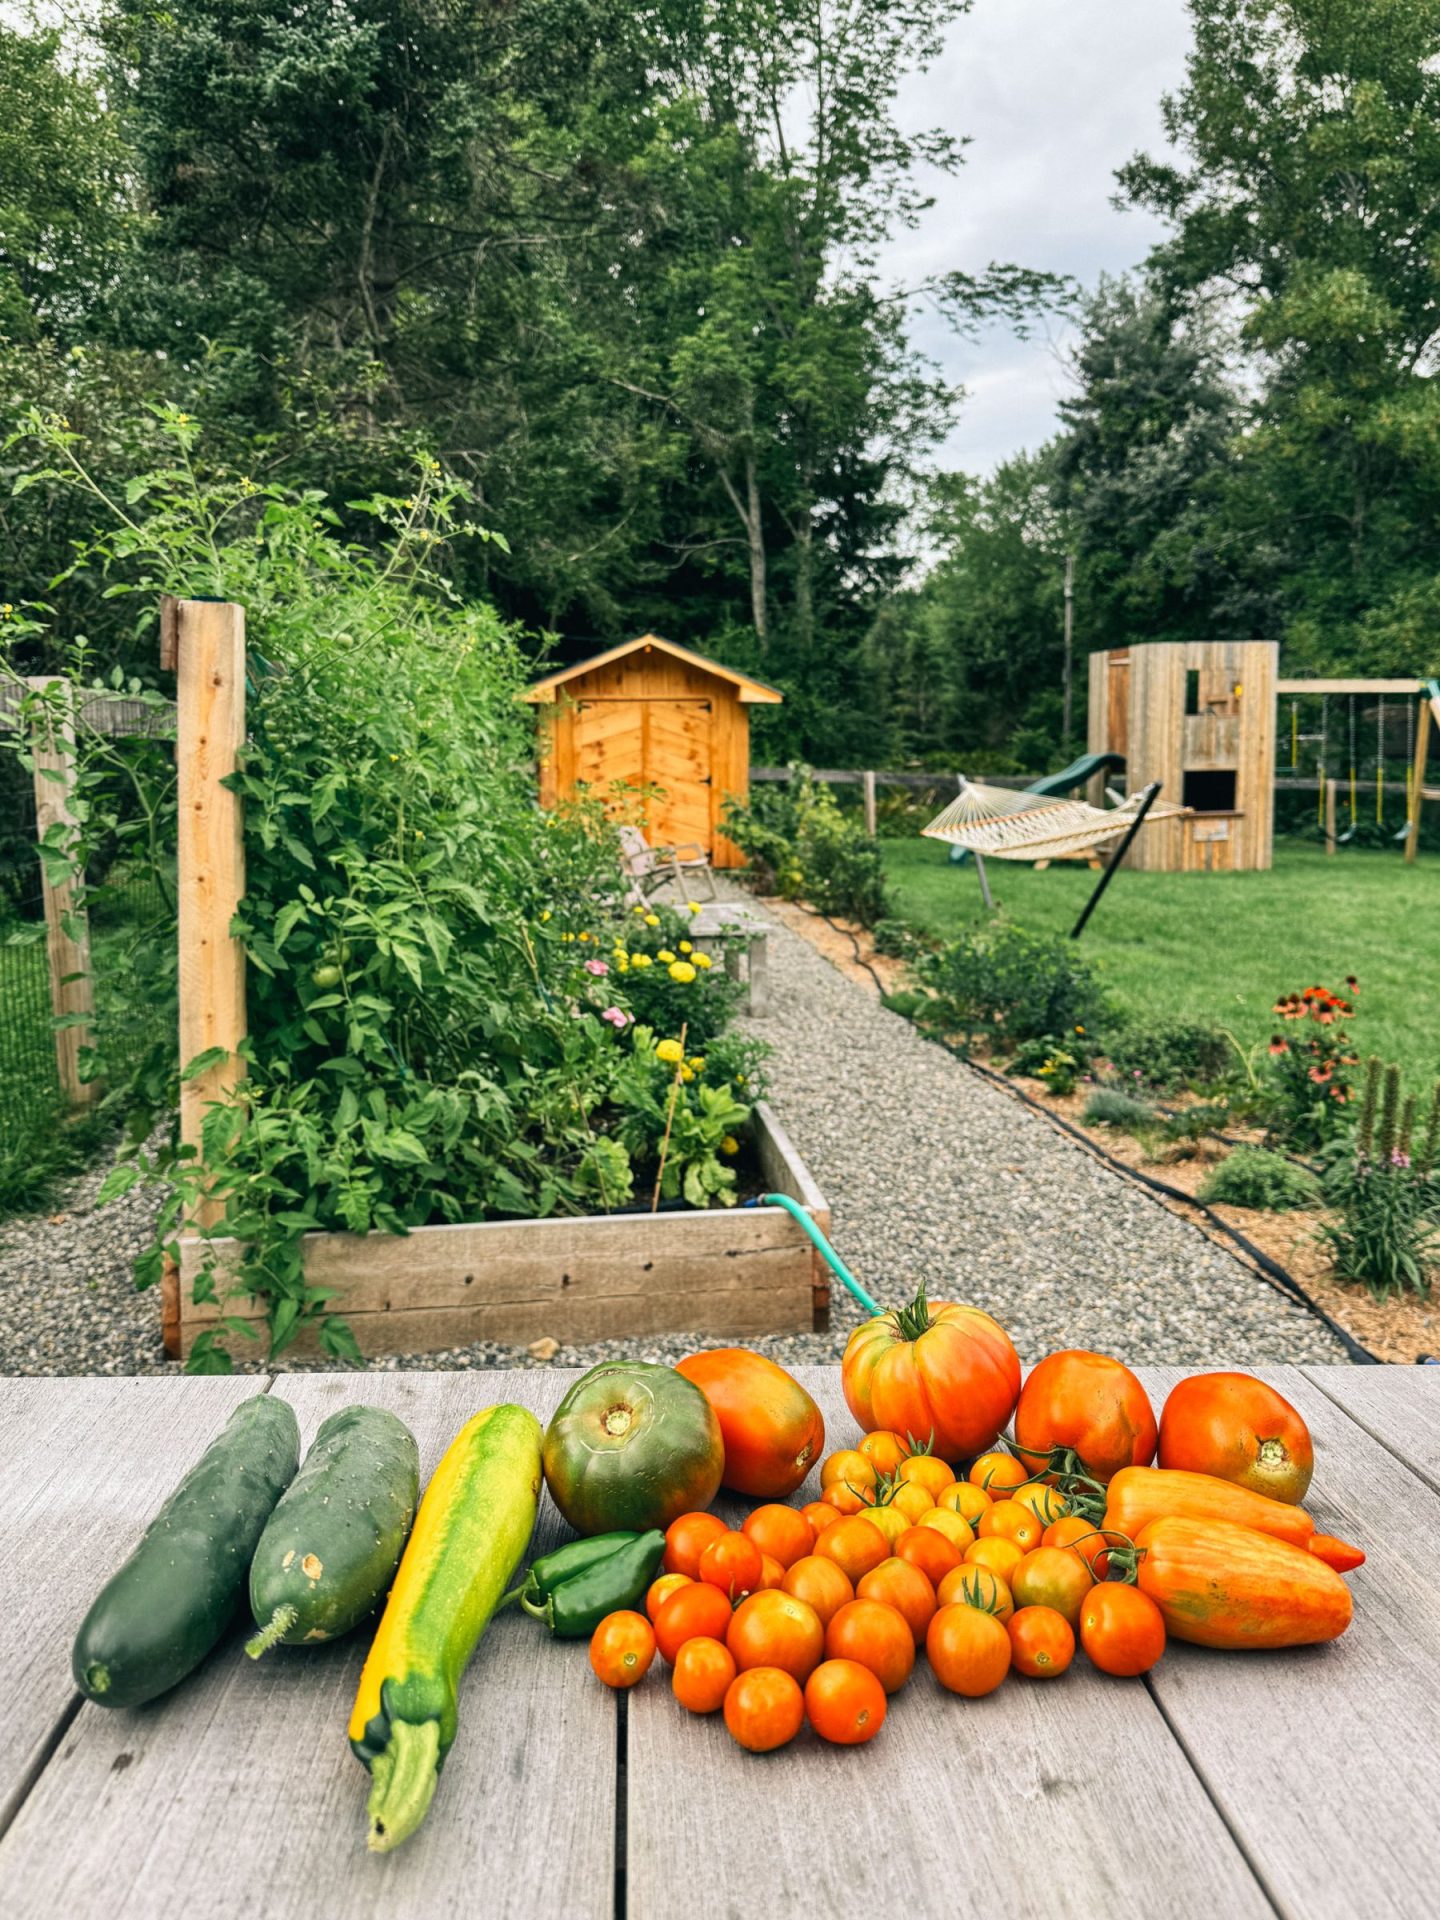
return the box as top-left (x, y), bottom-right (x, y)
top-left (1007, 1605), bottom-right (1075, 1678)
top-left (894, 1525), bottom-right (963, 1585)
top-left (664, 1511), bottom-right (728, 1578)
top-left (926, 1603), bottom-right (1011, 1696)
top-left (589, 1611), bottom-right (656, 1689)
top-left (781, 1554), bottom-right (855, 1627)
top-left (842, 1290), bottom-right (1021, 1464)
top-left (645, 1572), bottom-right (692, 1622)
top-left (1013, 1351), bottom-right (1158, 1484)
top-left (726, 1590), bottom-right (825, 1684)
top-left (742, 1504), bottom-right (815, 1569)
top-left (1009, 1547), bottom-right (1093, 1627)
top-left (824, 1598), bottom-right (915, 1694)
top-left (804, 1658), bottom-right (888, 1746)
top-left (671, 1635), bottom-right (736, 1713)
top-left (856, 1557), bottom-right (938, 1645)
top-left (654, 1581), bottom-right (734, 1663)
top-left (1158, 1371), bottom-right (1314, 1504)
top-left (723, 1667), bottom-right (805, 1752)
top-left (698, 1531), bottom-right (765, 1600)
top-left (1079, 1583), bottom-right (1166, 1676)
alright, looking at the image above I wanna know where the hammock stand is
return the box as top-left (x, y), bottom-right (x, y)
top-left (921, 778), bottom-right (1174, 937)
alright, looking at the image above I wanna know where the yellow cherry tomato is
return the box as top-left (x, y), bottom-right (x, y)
top-left (969, 1452), bottom-right (1028, 1498)
top-left (938, 1481), bottom-right (993, 1526)
top-left (857, 1504), bottom-right (908, 1548)
top-left (964, 1535), bottom-right (1025, 1582)
top-left (917, 1508), bottom-right (976, 1552)
top-left (857, 1431), bottom-right (909, 1477)
top-left (887, 1481), bottom-right (934, 1525)
top-left (978, 1500), bottom-right (1043, 1551)
top-left (897, 1455), bottom-right (956, 1501)
top-left (821, 1449), bottom-right (877, 1495)
top-left (1013, 1483), bottom-right (1069, 1527)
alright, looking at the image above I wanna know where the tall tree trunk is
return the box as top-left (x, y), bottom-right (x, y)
top-left (744, 452), bottom-right (768, 644)
top-left (793, 505), bottom-right (814, 651)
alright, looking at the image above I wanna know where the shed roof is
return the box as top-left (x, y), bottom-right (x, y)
top-left (520, 633), bottom-right (783, 704)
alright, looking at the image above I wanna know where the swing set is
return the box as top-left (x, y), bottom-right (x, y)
top-left (1279, 675), bottom-right (1439, 859)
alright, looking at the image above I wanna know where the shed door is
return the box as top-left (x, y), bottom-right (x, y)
top-left (573, 698), bottom-right (714, 855)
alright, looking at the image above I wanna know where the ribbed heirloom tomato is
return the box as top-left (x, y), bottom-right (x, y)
top-left (805, 1659), bottom-right (888, 1746)
top-left (1013, 1351), bottom-right (1158, 1484)
top-left (1158, 1371), bottom-right (1314, 1504)
top-left (842, 1285), bottom-right (1021, 1464)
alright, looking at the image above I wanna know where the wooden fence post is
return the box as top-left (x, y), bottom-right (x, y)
top-left (862, 769), bottom-right (877, 838)
top-left (1324, 776), bottom-right (1337, 856)
top-left (1406, 695), bottom-right (1431, 866)
top-left (26, 677), bottom-right (96, 1109)
top-left (162, 599), bottom-right (247, 1357)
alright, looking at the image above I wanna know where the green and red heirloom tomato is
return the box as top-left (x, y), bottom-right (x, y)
top-left (841, 1286), bottom-right (1021, 1464)
top-left (542, 1361), bottom-right (725, 1536)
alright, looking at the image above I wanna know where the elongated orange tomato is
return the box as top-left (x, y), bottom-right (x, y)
top-left (841, 1285), bottom-right (1020, 1465)
top-left (1309, 1532), bottom-right (1365, 1572)
top-left (1134, 1517), bottom-right (1352, 1650)
top-left (677, 1349), bottom-right (825, 1499)
top-left (1103, 1465), bottom-right (1315, 1549)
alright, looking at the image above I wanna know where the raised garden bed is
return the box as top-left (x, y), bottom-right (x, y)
top-left (169, 1100), bottom-right (831, 1361)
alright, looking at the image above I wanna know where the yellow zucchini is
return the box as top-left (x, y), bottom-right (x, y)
top-left (348, 1403), bottom-right (542, 1852)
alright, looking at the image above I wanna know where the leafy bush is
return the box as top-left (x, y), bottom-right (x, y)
top-left (871, 917), bottom-right (924, 960)
top-left (1262, 979), bottom-right (1362, 1151)
top-left (1103, 1017), bottom-right (1231, 1091)
top-left (1156, 1101), bottom-right (1232, 1160)
top-left (1198, 1148), bottom-right (1321, 1213)
top-left (723, 766), bottom-right (890, 927)
top-left (1007, 1036), bottom-right (1083, 1096)
top-left (1318, 1058), bottom-right (1440, 1299)
top-left (1082, 1088), bottom-right (1159, 1132)
top-left (913, 921), bottom-right (1108, 1053)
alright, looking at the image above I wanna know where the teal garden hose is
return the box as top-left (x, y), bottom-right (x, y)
top-left (751, 1192), bottom-right (881, 1317)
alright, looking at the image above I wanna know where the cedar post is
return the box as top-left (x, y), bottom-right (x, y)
top-left (162, 599), bottom-right (247, 1357)
top-left (1324, 775), bottom-right (1337, 855)
top-left (1405, 695), bottom-right (1431, 866)
top-left (862, 769), bottom-right (877, 838)
top-left (26, 677), bottom-right (96, 1108)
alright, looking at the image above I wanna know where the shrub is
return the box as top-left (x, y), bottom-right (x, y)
top-left (1262, 978), bottom-right (1362, 1151)
top-left (607, 902), bottom-right (748, 1049)
top-left (1318, 1059), bottom-right (1440, 1299)
top-left (1198, 1148), bottom-right (1321, 1213)
top-left (913, 922), bottom-right (1108, 1053)
top-left (1157, 1101), bottom-right (1233, 1160)
top-left (1082, 1088), bottom-right (1158, 1132)
top-left (1007, 1035), bottom-right (1083, 1096)
top-left (871, 917), bottom-right (924, 961)
top-left (1103, 1017), bottom-right (1231, 1091)
top-left (723, 767), bottom-right (890, 927)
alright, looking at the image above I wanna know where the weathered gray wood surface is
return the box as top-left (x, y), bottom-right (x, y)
top-left (627, 1369), bottom-right (1273, 1920)
top-left (1140, 1365), bottom-right (1440, 1920)
top-left (1, 1366), bottom-right (1435, 1919)
top-left (0, 1375), bottom-right (267, 1832)
top-left (0, 1370), bottom-right (612, 1920)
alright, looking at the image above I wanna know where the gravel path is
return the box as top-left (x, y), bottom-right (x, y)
top-left (0, 900), bottom-right (1348, 1375)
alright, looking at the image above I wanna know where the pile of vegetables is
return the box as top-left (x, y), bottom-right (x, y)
top-left (67, 1283), bottom-right (1366, 1845)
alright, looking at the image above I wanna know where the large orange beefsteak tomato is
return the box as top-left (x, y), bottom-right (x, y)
top-left (841, 1286), bottom-right (1020, 1465)
top-left (676, 1349), bottom-right (825, 1498)
top-left (1157, 1371), bottom-right (1313, 1504)
top-left (1013, 1350), bottom-right (1157, 1484)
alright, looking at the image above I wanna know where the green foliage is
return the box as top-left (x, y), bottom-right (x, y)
top-left (1156, 1101), bottom-right (1232, 1161)
top-left (1198, 1148), bottom-right (1321, 1214)
top-left (609, 904), bottom-right (748, 1049)
top-left (1103, 1016), bottom-right (1233, 1093)
top-left (913, 922), bottom-right (1108, 1054)
top-left (1082, 1087), bottom-right (1159, 1132)
top-left (1007, 1037), bottom-right (1083, 1096)
top-left (1262, 981), bottom-right (1363, 1151)
top-left (724, 768), bottom-right (890, 927)
top-left (1318, 1058), bottom-right (1440, 1298)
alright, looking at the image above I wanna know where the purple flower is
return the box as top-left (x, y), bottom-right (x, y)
top-left (601, 1006), bottom-right (631, 1028)
top-left (1392, 1150), bottom-right (1412, 1169)
top-left (584, 958), bottom-right (609, 976)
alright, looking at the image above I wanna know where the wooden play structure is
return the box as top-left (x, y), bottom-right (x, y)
top-left (524, 634), bottom-right (782, 868)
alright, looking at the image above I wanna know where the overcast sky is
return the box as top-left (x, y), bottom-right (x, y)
top-left (883, 0), bottom-right (1194, 475)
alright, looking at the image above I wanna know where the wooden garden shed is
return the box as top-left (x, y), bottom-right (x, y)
top-left (523, 634), bottom-right (782, 867)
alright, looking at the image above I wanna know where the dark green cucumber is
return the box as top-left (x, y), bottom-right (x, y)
top-left (246, 1404), bottom-right (419, 1657)
top-left (72, 1394), bottom-right (300, 1708)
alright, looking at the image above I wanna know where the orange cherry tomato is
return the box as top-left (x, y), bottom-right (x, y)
top-left (857, 1503), bottom-right (908, 1547)
top-left (805, 1658), bottom-right (888, 1746)
top-left (800, 1500), bottom-right (838, 1537)
top-left (698, 1531), bottom-right (765, 1600)
top-left (589, 1610), bottom-right (656, 1689)
top-left (1013, 1483), bottom-right (1069, 1527)
top-left (814, 1516), bottom-right (891, 1584)
top-left (757, 1552), bottom-right (786, 1590)
top-left (938, 1481), bottom-right (992, 1526)
top-left (969, 1451), bottom-right (1027, 1498)
top-left (821, 1449), bottom-right (877, 1494)
top-left (781, 1554), bottom-right (855, 1627)
top-left (886, 1481), bottom-right (935, 1525)
top-left (742, 1504), bottom-right (815, 1570)
top-left (926, 1603), bottom-right (1012, 1696)
top-left (671, 1635), bottom-right (737, 1713)
top-left (654, 1580), bottom-right (734, 1663)
top-left (1007, 1604), bottom-right (1075, 1678)
top-left (978, 1500), bottom-right (1042, 1551)
top-left (824, 1598), bottom-right (915, 1694)
top-left (664, 1511), bottom-right (728, 1578)
top-left (1043, 1514), bottom-right (1111, 1578)
top-left (917, 1508), bottom-right (975, 1552)
top-left (894, 1525), bottom-right (963, 1585)
top-left (937, 1563), bottom-right (1014, 1623)
top-left (897, 1454), bottom-right (956, 1501)
top-left (858, 1431), bottom-right (909, 1477)
top-left (1010, 1546), bottom-right (1093, 1627)
top-left (821, 1482), bottom-right (869, 1516)
top-left (726, 1589), bottom-right (825, 1684)
top-left (1079, 1582), bottom-right (1166, 1676)
top-left (857, 1556), bottom-right (937, 1645)
top-left (723, 1666), bottom-right (805, 1752)
top-left (645, 1572), bottom-right (692, 1622)
top-left (964, 1536), bottom-right (1024, 1581)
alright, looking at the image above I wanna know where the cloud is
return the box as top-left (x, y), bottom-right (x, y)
top-left (884, 0), bottom-right (1194, 474)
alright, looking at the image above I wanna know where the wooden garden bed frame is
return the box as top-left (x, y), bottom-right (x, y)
top-left (159, 598), bottom-right (832, 1361)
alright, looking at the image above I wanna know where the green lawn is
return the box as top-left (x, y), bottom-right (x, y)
top-left (882, 837), bottom-right (1439, 1082)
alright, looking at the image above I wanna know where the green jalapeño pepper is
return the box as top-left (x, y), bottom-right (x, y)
top-left (521, 1528), bottom-right (666, 1638)
top-left (513, 1531), bottom-right (641, 1610)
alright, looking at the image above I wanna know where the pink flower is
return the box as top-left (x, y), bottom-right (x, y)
top-left (584, 958), bottom-right (609, 976)
top-left (601, 1006), bottom-right (630, 1028)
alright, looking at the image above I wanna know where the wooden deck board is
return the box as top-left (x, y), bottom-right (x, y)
top-left (0, 1375), bottom-right (269, 1834)
top-left (1302, 1364), bottom-right (1440, 1495)
top-left (1138, 1366), bottom-right (1440, 1920)
top-left (0, 1371), bottom-right (613, 1920)
top-left (625, 1368), bottom-right (1273, 1920)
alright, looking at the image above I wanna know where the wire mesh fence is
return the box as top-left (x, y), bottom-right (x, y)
top-left (0, 773), bottom-right (63, 1162)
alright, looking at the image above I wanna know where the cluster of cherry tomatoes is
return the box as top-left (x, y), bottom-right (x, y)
top-left (585, 1427), bottom-right (1168, 1752)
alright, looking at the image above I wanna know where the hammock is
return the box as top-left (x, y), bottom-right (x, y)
top-left (921, 779), bottom-right (1183, 862)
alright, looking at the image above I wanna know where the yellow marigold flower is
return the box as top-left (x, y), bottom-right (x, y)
top-left (630, 952), bottom-right (652, 969)
top-left (616, 958), bottom-right (629, 972)
top-left (540, 909), bottom-right (551, 922)
top-left (668, 961), bottom-right (696, 983)
top-left (680, 1066), bottom-right (695, 1082)
top-left (644, 913), bottom-right (660, 928)
top-left (694, 953), bottom-right (713, 970)
top-left (656, 949), bottom-right (676, 964)
top-left (719, 1135), bottom-right (740, 1156)
top-left (656, 1038), bottom-right (684, 1065)
top-left (687, 901), bottom-right (702, 914)
top-left (688, 1056), bottom-right (705, 1071)
top-left (678, 940), bottom-right (693, 953)
top-left (633, 904), bottom-right (646, 915)
top-left (578, 931), bottom-right (590, 942)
